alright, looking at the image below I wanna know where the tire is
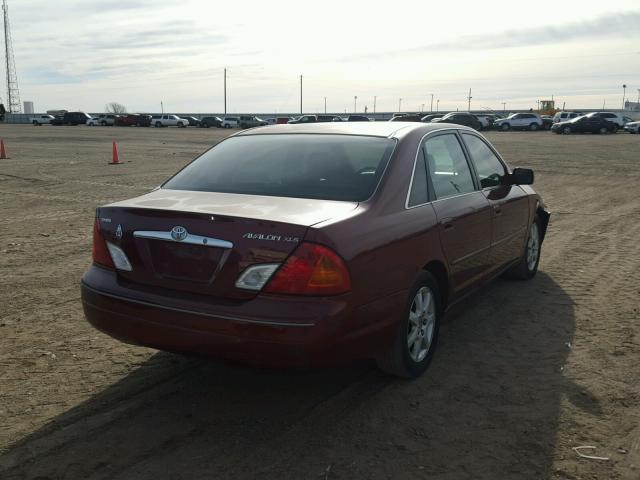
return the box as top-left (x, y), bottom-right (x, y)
top-left (178, 122), bottom-right (185, 128)
top-left (100, 121), bottom-right (107, 126)
top-left (563, 126), bottom-right (571, 134)
top-left (504, 216), bottom-right (542, 280)
top-left (529, 123), bottom-right (539, 131)
top-left (202, 122), bottom-right (209, 128)
top-left (501, 123), bottom-right (510, 131)
top-left (599, 127), bottom-right (608, 134)
top-left (32, 121), bottom-right (38, 126)
top-left (155, 122), bottom-right (162, 128)
top-left (376, 271), bottom-right (441, 378)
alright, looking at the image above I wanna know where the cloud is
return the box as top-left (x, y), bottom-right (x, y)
top-left (339, 10), bottom-right (640, 61)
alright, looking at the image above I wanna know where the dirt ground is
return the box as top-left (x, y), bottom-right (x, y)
top-left (0, 124), bottom-right (638, 479)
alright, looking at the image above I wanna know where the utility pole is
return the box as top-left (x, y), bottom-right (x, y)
top-left (430, 93), bottom-right (434, 112)
top-left (223, 68), bottom-right (227, 115)
top-left (622, 84), bottom-right (627, 110)
top-left (398, 98), bottom-right (402, 112)
top-left (467, 88), bottom-right (472, 112)
top-left (354, 95), bottom-right (357, 113)
top-left (300, 75), bottom-right (303, 114)
top-left (324, 96), bottom-right (326, 114)
top-left (373, 96), bottom-right (377, 114)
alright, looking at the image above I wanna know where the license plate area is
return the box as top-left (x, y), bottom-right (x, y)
top-left (148, 240), bottom-right (224, 283)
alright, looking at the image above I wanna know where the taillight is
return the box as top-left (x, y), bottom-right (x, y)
top-left (92, 218), bottom-right (114, 269)
top-left (264, 242), bottom-right (351, 296)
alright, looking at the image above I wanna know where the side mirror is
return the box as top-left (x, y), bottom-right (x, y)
top-left (510, 167), bottom-right (534, 185)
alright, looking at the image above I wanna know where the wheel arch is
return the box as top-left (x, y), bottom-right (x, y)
top-left (535, 202), bottom-right (550, 244)
top-left (422, 260), bottom-right (449, 311)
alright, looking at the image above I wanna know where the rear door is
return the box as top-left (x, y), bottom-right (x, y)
top-left (461, 132), bottom-right (529, 273)
top-left (423, 131), bottom-right (492, 295)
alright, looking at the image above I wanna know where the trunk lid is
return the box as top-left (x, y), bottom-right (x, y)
top-left (97, 190), bottom-right (358, 299)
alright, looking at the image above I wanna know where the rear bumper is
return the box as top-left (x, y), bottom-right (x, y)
top-left (81, 266), bottom-right (404, 367)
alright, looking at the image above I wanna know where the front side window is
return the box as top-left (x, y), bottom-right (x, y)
top-left (462, 134), bottom-right (506, 188)
top-left (424, 134), bottom-right (475, 199)
top-left (163, 134), bottom-right (396, 202)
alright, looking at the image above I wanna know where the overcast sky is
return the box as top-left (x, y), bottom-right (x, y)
top-left (5, 0), bottom-right (640, 113)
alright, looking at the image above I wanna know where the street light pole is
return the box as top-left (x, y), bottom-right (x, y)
top-left (324, 96), bottom-right (327, 114)
top-left (398, 98), bottom-right (402, 112)
top-left (436, 99), bottom-right (439, 112)
top-left (223, 68), bottom-right (227, 115)
top-left (354, 95), bottom-right (357, 113)
top-left (501, 102), bottom-right (506, 113)
top-left (373, 96), bottom-right (376, 114)
top-left (430, 93), bottom-right (434, 113)
top-left (160, 101), bottom-right (163, 114)
top-left (300, 75), bottom-right (303, 114)
top-left (622, 84), bottom-right (627, 109)
top-left (467, 88), bottom-right (472, 112)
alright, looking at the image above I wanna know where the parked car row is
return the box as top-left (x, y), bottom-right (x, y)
top-left (29, 110), bottom-right (640, 134)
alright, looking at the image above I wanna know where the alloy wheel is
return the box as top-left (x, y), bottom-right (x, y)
top-left (526, 223), bottom-right (540, 271)
top-left (407, 287), bottom-right (436, 362)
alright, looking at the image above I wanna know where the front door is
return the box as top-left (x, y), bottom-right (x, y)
top-left (461, 132), bottom-right (529, 272)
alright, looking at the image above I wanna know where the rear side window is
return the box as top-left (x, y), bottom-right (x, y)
top-left (163, 134), bottom-right (396, 202)
top-left (408, 149), bottom-right (428, 207)
top-left (462, 134), bottom-right (506, 188)
top-left (424, 134), bottom-right (475, 199)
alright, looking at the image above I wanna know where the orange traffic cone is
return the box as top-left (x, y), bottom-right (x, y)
top-left (0, 139), bottom-right (8, 159)
top-left (109, 141), bottom-right (120, 165)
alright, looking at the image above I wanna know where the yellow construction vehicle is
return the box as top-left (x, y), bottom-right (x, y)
top-left (538, 99), bottom-right (558, 116)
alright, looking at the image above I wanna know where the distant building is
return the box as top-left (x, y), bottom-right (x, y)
top-left (23, 101), bottom-right (34, 114)
top-left (625, 101), bottom-right (640, 112)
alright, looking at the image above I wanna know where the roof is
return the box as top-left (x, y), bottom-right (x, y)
top-left (234, 121), bottom-right (462, 139)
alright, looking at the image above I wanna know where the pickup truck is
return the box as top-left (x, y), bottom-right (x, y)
top-left (150, 114), bottom-right (188, 128)
top-left (31, 114), bottom-right (55, 125)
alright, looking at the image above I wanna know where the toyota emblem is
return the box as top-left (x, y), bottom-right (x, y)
top-left (170, 226), bottom-right (188, 241)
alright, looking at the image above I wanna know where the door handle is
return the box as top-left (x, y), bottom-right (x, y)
top-left (493, 204), bottom-right (502, 214)
top-left (441, 218), bottom-right (454, 230)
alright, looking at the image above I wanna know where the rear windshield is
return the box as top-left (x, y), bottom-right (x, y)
top-left (163, 134), bottom-right (396, 202)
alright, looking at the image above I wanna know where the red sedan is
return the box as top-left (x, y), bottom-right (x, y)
top-left (82, 122), bottom-right (549, 377)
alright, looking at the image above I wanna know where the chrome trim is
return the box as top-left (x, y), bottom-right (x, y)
top-left (404, 128), bottom-right (475, 210)
top-left (491, 226), bottom-right (527, 247)
top-left (430, 190), bottom-right (481, 205)
top-left (133, 230), bottom-right (233, 249)
top-left (82, 283), bottom-right (315, 327)
top-left (450, 245), bottom-right (490, 266)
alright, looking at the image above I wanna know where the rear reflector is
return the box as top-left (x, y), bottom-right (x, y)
top-left (235, 263), bottom-right (280, 291)
top-left (264, 242), bottom-right (351, 296)
top-left (92, 218), bottom-right (114, 269)
top-left (106, 242), bottom-right (133, 271)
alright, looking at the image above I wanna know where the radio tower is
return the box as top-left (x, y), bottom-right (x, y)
top-left (3, 0), bottom-right (20, 113)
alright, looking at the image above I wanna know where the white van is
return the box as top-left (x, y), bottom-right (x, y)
top-left (552, 111), bottom-right (580, 123)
